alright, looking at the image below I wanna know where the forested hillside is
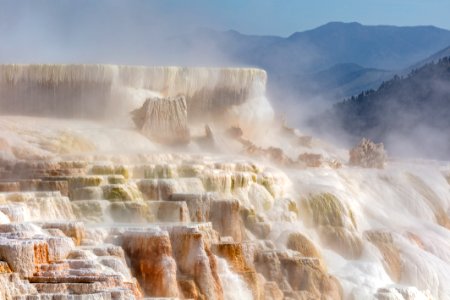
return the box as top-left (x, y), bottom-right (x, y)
top-left (314, 57), bottom-right (450, 158)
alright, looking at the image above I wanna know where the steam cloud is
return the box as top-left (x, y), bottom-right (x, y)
top-left (1, 0), bottom-right (449, 160)
top-left (0, 0), bottom-right (234, 66)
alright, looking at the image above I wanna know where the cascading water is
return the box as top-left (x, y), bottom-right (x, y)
top-left (0, 64), bottom-right (449, 300)
top-left (0, 64), bottom-right (272, 134)
top-left (216, 257), bottom-right (253, 300)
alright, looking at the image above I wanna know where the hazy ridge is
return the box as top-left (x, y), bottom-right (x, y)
top-left (314, 57), bottom-right (450, 159)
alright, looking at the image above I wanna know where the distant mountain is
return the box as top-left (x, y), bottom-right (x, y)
top-left (313, 57), bottom-right (450, 159)
top-left (309, 63), bottom-right (393, 99)
top-left (191, 22), bottom-right (450, 102)
top-left (324, 44), bottom-right (450, 102)
top-left (285, 22), bottom-right (450, 70)
top-left (406, 45), bottom-right (450, 73)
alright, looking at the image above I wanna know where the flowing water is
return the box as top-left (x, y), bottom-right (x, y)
top-left (0, 64), bottom-right (449, 300)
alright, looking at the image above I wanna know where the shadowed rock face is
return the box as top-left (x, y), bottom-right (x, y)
top-left (131, 96), bottom-right (190, 145)
top-left (121, 230), bottom-right (179, 297)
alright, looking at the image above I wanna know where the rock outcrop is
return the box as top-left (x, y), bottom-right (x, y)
top-left (0, 221), bottom-right (142, 299)
top-left (121, 230), bottom-right (179, 297)
top-left (349, 138), bottom-right (387, 168)
top-left (131, 95), bottom-right (191, 145)
top-left (168, 225), bottom-right (223, 300)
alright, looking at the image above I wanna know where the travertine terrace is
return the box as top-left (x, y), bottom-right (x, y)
top-left (0, 64), bottom-right (449, 300)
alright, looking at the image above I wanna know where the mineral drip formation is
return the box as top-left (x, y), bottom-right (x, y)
top-left (0, 64), bottom-right (272, 135)
top-left (0, 64), bottom-right (449, 300)
top-left (131, 95), bottom-right (190, 145)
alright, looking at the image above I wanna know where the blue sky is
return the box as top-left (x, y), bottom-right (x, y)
top-left (1, 0), bottom-right (450, 64)
top-left (1, 0), bottom-right (450, 36)
top-left (154, 0), bottom-right (450, 35)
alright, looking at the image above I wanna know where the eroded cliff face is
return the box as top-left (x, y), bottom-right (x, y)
top-left (0, 150), bottom-right (345, 300)
top-left (0, 64), bottom-right (272, 136)
top-left (0, 65), bottom-right (449, 300)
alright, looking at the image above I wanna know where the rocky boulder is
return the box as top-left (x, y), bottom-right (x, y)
top-left (349, 138), bottom-right (387, 168)
top-left (131, 95), bottom-right (190, 145)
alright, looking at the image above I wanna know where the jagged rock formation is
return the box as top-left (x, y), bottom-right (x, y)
top-left (349, 138), bottom-right (387, 168)
top-left (0, 64), bottom-right (273, 136)
top-left (0, 218), bottom-right (142, 299)
top-left (0, 152), bottom-right (345, 300)
top-left (225, 125), bottom-right (342, 169)
top-left (0, 65), bottom-right (448, 300)
top-left (1, 148), bottom-right (438, 299)
top-left (131, 95), bottom-right (190, 145)
top-left (121, 230), bottom-right (178, 297)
